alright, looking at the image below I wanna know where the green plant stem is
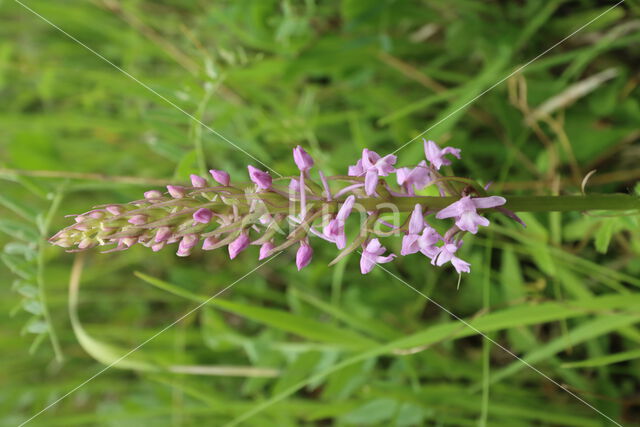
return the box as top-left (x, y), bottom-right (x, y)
top-left (37, 187), bottom-right (66, 363)
top-left (479, 231), bottom-right (493, 427)
top-left (350, 194), bottom-right (640, 213)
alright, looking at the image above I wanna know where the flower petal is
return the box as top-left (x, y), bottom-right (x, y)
top-left (364, 169), bottom-right (379, 195)
top-left (472, 196), bottom-right (506, 209)
top-left (435, 199), bottom-right (464, 219)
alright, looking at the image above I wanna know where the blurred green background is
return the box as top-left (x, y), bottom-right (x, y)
top-left (2, 0), bottom-right (640, 425)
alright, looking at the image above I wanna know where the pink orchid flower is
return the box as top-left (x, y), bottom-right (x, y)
top-left (431, 241), bottom-right (470, 274)
top-left (424, 139), bottom-right (461, 170)
top-left (360, 238), bottom-right (396, 274)
top-left (436, 195), bottom-right (506, 234)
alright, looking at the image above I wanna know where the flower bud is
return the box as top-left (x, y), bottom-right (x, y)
top-left (293, 145), bottom-right (314, 172)
top-left (121, 237), bottom-right (138, 247)
top-left (190, 174), bottom-right (207, 188)
top-left (155, 227), bottom-right (172, 243)
top-left (144, 190), bottom-right (162, 200)
top-left (228, 232), bottom-right (250, 259)
top-left (128, 215), bottom-right (147, 226)
top-left (87, 210), bottom-right (104, 219)
top-left (202, 236), bottom-right (219, 250)
top-left (78, 238), bottom-right (95, 249)
top-left (247, 166), bottom-right (272, 190)
top-left (259, 241), bottom-right (274, 260)
top-left (296, 242), bottom-right (313, 270)
top-left (105, 205), bottom-right (124, 216)
top-left (209, 169), bottom-right (230, 186)
top-left (177, 234), bottom-right (198, 257)
top-left (193, 208), bottom-right (213, 224)
top-left (167, 185), bottom-right (185, 199)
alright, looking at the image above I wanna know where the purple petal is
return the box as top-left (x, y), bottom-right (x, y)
top-left (401, 234), bottom-right (420, 256)
top-left (375, 253), bottom-right (396, 264)
top-left (435, 199), bottom-right (465, 219)
top-left (396, 167), bottom-right (410, 186)
top-left (364, 169), bottom-right (378, 196)
top-left (365, 238), bottom-right (383, 255)
top-left (441, 146), bottom-right (461, 159)
top-left (472, 196), bottom-right (506, 209)
top-left (360, 252), bottom-right (376, 274)
top-left (451, 256), bottom-right (471, 274)
top-left (375, 154), bottom-right (397, 176)
top-left (336, 195), bottom-right (356, 221)
top-left (348, 159), bottom-right (364, 177)
top-left (408, 204), bottom-right (424, 234)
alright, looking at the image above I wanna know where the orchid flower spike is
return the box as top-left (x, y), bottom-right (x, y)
top-left (50, 137), bottom-right (522, 278)
top-left (436, 195), bottom-right (506, 234)
top-left (423, 139), bottom-right (461, 170)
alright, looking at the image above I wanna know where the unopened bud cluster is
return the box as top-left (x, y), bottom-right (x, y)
top-left (51, 140), bottom-right (518, 274)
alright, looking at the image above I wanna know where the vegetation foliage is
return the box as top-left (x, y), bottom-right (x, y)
top-left (1, 0), bottom-right (640, 425)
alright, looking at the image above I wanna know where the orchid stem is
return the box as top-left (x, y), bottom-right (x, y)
top-left (352, 194), bottom-right (640, 213)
